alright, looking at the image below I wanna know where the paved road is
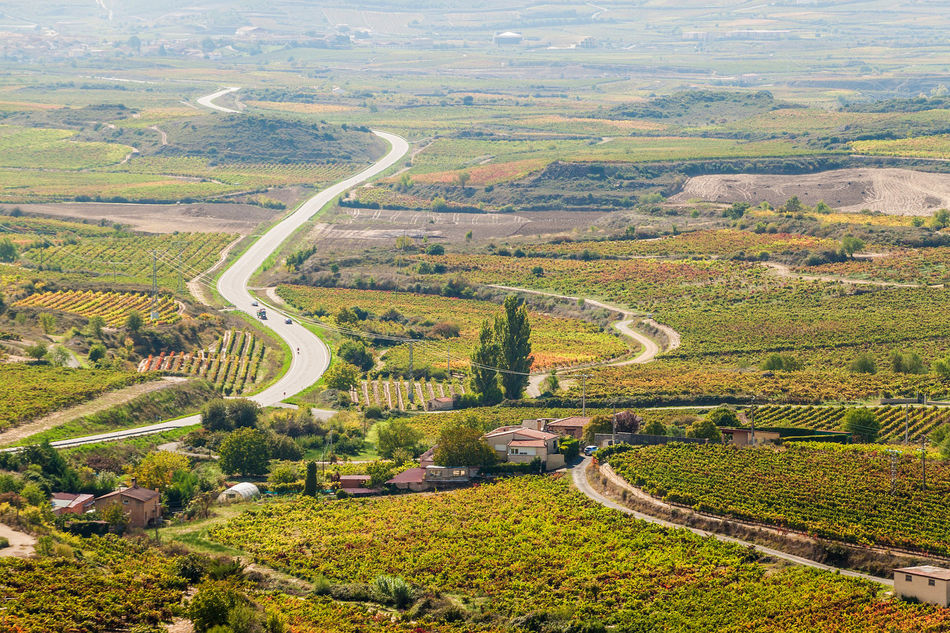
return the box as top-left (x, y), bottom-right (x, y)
top-left (196, 87), bottom-right (241, 113)
top-left (570, 457), bottom-right (892, 587)
top-left (3, 95), bottom-right (409, 451)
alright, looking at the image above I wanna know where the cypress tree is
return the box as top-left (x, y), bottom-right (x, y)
top-left (303, 461), bottom-right (317, 497)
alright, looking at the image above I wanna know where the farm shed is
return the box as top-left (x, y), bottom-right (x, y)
top-left (217, 482), bottom-right (261, 503)
top-left (895, 566), bottom-right (950, 607)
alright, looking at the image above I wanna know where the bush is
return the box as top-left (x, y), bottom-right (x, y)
top-left (188, 582), bottom-right (237, 633)
top-left (373, 575), bottom-right (415, 609)
top-left (706, 406), bottom-right (740, 427)
top-left (0, 536), bottom-right (9, 549)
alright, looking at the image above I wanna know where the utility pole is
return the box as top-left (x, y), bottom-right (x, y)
top-left (407, 341), bottom-right (414, 403)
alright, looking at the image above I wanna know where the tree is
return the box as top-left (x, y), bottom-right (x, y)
top-left (338, 341), bottom-right (373, 371)
top-left (761, 353), bottom-right (801, 371)
top-left (324, 362), bottom-right (360, 391)
top-left (85, 315), bottom-right (105, 338)
top-left (642, 419), bottom-right (667, 436)
top-left (303, 461), bottom-right (317, 496)
top-left (582, 415), bottom-right (614, 446)
top-left (0, 238), bottom-right (17, 263)
top-left (24, 342), bottom-right (47, 361)
top-left (229, 399), bottom-right (261, 429)
top-left (456, 171), bottom-right (471, 188)
top-left (931, 208), bottom-right (950, 230)
top-left (87, 343), bottom-right (107, 363)
top-left (840, 235), bottom-right (865, 258)
top-left (188, 581), bottom-right (237, 633)
top-left (218, 428), bottom-right (270, 476)
top-left (723, 202), bottom-right (749, 220)
top-left (539, 372), bottom-right (559, 397)
top-left (469, 320), bottom-right (502, 404)
top-left (686, 418), bottom-right (722, 442)
top-left (375, 418), bottom-right (422, 459)
top-left (39, 313), bottom-right (57, 335)
top-left (201, 399), bottom-right (229, 432)
top-left (891, 350), bottom-right (926, 374)
top-left (127, 35), bottom-right (141, 52)
top-left (843, 408), bottom-right (879, 443)
top-left (935, 355), bottom-right (950, 378)
top-left (125, 310), bottom-right (143, 333)
top-left (134, 451), bottom-right (190, 492)
top-left (366, 460), bottom-right (396, 487)
top-left (780, 196), bottom-right (803, 214)
top-left (494, 295), bottom-right (533, 400)
top-left (707, 406), bottom-right (740, 427)
top-left (46, 346), bottom-right (70, 367)
top-left (433, 416), bottom-right (496, 467)
top-left (850, 353), bottom-right (877, 374)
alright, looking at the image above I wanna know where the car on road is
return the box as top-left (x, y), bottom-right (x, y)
top-left (284, 318), bottom-right (292, 324)
top-left (251, 300), bottom-right (259, 307)
top-left (256, 308), bottom-right (267, 320)
top-left (583, 445), bottom-right (598, 456)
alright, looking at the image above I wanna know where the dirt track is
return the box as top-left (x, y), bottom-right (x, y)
top-left (672, 168), bottom-right (950, 215)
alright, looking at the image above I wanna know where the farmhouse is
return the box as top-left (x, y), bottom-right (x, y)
top-left (546, 416), bottom-right (593, 440)
top-left (93, 478), bottom-right (161, 528)
top-left (338, 474), bottom-right (381, 496)
top-left (720, 428), bottom-right (781, 447)
top-left (385, 465), bottom-right (476, 492)
top-left (50, 492), bottom-right (95, 516)
top-left (482, 425), bottom-right (564, 470)
top-left (426, 396), bottom-right (455, 411)
top-left (894, 565), bottom-right (950, 607)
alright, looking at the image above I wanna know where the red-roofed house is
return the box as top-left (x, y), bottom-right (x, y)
top-left (50, 493), bottom-right (95, 516)
top-left (545, 416), bottom-right (593, 440)
top-left (337, 474), bottom-right (381, 496)
top-left (482, 426), bottom-right (564, 469)
top-left (93, 478), bottom-right (161, 528)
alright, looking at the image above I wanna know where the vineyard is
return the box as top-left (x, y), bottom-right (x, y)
top-left (21, 231), bottom-right (237, 289)
top-left (608, 442), bottom-right (950, 555)
top-left (352, 376), bottom-right (468, 411)
top-left (0, 535), bottom-right (184, 633)
top-left (209, 476), bottom-right (950, 631)
top-left (755, 404), bottom-right (950, 442)
top-left (15, 290), bottom-right (180, 326)
top-left (138, 329), bottom-right (266, 395)
top-left (277, 285), bottom-right (629, 373)
top-left (0, 364), bottom-right (146, 431)
top-left (0, 124), bottom-right (132, 170)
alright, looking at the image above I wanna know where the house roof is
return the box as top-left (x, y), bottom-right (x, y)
top-left (339, 475), bottom-right (370, 482)
top-left (484, 426), bottom-right (558, 441)
top-left (429, 396), bottom-right (453, 403)
top-left (509, 439), bottom-right (546, 448)
top-left (547, 416), bottom-right (593, 428)
top-left (50, 493), bottom-right (94, 509)
top-left (386, 467), bottom-right (426, 485)
top-left (97, 485), bottom-right (159, 503)
top-left (895, 566), bottom-right (950, 581)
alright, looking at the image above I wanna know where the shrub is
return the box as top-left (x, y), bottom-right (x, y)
top-left (374, 575), bottom-right (414, 609)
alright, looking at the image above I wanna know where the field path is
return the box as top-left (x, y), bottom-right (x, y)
top-left (0, 523), bottom-right (36, 558)
top-left (761, 261), bottom-right (937, 288)
top-left (487, 284), bottom-right (679, 396)
top-left (187, 236), bottom-right (243, 305)
top-left (570, 457), bottom-right (892, 587)
top-left (0, 377), bottom-right (186, 447)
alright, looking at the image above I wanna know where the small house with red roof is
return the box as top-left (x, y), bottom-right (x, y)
top-left (93, 478), bottom-right (161, 528)
top-left (50, 493), bottom-right (95, 516)
top-left (482, 425), bottom-right (564, 470)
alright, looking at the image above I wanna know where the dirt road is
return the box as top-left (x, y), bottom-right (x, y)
top-left (0, 523), bottom-right (36, 558)
top-left (762, 261), bottom-right (932, 288)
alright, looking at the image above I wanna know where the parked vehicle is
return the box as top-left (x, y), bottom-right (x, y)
top-left (583, 445), bottom-right (599, 456)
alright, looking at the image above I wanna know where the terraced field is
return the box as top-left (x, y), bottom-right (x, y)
top-left (755, 404), bottom-right (950, 442)
top-left (15, 290), bottom-right (180, 326)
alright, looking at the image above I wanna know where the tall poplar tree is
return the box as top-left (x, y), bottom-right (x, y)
top-left (470, 319), bottom-right (502, 404)
top-left (495, 295), bottom-right (533, 400)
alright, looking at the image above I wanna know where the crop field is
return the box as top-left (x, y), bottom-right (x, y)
top-left (795, 248), bottom-right (950, 286)
top-left (15, 290), bottom-right (180, 326)
top-left (21, 230), bottom-right (237, 289)
top-left (569, 364), bottom-right (949, 406)
top-left (609, 443), bottom-right (950, 555)
top-left (853, 134), bottom-right (950, 160)
top-left (755, 404), bottom-right (950, 442)
top-left (525, 230), bottom-right (837, 260)
top-left (0, 535), bottom-right (184, 633)
top-left (0, 364), bottom-right (146, 431)
top-left (138, 329), bottom-right (266, 395)
top-left (209, 476), bottom-right (950, 631)
top-left (0, 124), bottom-right (132, 170)
top-left (276, 286), bottom-right (629, 373)
top-left (353, 377), bottom-right (467, 411)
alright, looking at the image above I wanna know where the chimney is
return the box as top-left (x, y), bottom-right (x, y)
top-left (131, 477), bottom-right (138, 488)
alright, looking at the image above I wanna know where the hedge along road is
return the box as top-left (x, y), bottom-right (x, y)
top-left (2, 91), bottom-right (410, 451)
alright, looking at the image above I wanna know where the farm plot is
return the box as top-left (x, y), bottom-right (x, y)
top-left (0, 124), bottom-right (132, 170)
top-left (0, 364), bottom-right (146, 431)
top-left (352, 376), bottom-right (467, 411)
top-left (609, 442), bottom-right (950, 555)
top-left (209, 476), bottom-right (950, 631)
top-left (138, 329), bottom-right (265, 395)
top-left (276, 286), bottom-right (629, 373)
top-left (15, 290), bottom-right (180, 326)
top-left (755, 404), bottom-right (950, 443)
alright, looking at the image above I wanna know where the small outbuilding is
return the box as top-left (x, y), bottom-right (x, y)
top-left (895, 565), bottom-right (950, 606)
top-left (426, 396), bottom-right (455, 411)
top-left (217, 482), bottom-right (261, 504)
top-left (50, 493), bottom-right (95, 516)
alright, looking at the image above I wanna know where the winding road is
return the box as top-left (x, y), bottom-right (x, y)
top-left (9, 89), bottom-right (409, 450)
top-left (487, 284), bottom-right (680, 396)
top-left (196, 87), bottom-right (241, 113)
top-left (570, 458), bottom-right (892, 587)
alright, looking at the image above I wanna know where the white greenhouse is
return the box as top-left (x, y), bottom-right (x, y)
top-left (217, 482), bottom-right (261, 503)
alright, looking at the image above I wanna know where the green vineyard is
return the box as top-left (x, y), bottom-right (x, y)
top-left (15, 290), bottom-right (180, 326)
top-left (755, 404), bottom-right (950, 442)
top-left (138, 329), bottom-right (265, 395)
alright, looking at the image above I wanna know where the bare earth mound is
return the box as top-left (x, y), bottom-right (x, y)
top-left (672, 168), bottom-right (950, 215)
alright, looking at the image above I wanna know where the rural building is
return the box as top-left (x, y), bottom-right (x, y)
top-left (546, 416), bottom-right (593, 440)
top-left (217, 482), bottom-right (260, 503)
top-left (419, 446), bottom-right (436, 469)
top-left (482, 426), bottom-right (564, 470)
top-left (50, 493), bottom-right (95, 516)
top-left (720, 428), bottom-right (781, 447)
top-left (520, 418), bottom-right (556, 431)
top-left (338, 474), bottom-right (381, 496)
top-left (426, 396), bottom-right (455, 411)
top-left (494, 31), bottom-right (523, 45)
top-left (385, 465), bottom-right (476, 492)
top-left (894, 566), bottom-right (950, 606)
top-left (94, 479), bottom-right (161, 529)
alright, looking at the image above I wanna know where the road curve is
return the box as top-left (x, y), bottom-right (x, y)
top-left (3, 116), bottom-right (409, 451)
top-left (570, 457), bottom-right (892, 587)
top-left (196, 87), bottom-right (241, 113)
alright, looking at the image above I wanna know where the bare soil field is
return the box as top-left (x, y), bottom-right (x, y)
top-left (672, 168), bottom-right (950, 215)
top-left (0, 202), bottom-right (278, 234)
top-left (318, 207), bottom-right (606, 244)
